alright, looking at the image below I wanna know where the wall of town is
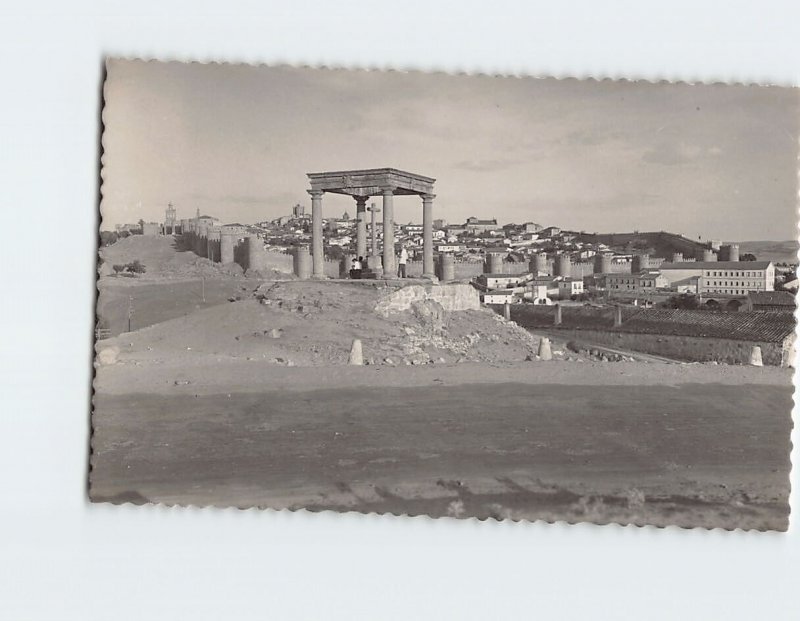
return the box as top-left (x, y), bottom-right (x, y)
top-left (182, 230), bottom-right (287, 274)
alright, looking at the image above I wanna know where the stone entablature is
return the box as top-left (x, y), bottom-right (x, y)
top-left (307, 168), bottom-right (435, 197)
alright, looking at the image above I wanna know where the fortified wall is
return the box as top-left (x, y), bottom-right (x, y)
top-left (182, 225), bottom-right (288, 274)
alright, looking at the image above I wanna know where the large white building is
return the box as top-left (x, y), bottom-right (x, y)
top-left (659, 261), bottom-right (774, 295)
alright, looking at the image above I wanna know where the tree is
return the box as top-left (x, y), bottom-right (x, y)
top-left (667, 293), bottom-right (699, 310)
top-left (100, 230), bottom-right (119, 246)
top-left (325, 245), bottom-right (346, 261)
top-left (113, 264), bottom-right (125, 274)
top-left (126, 260), bottom-right (146, 274)
top-left (740, 253), bottom-right (757, 261)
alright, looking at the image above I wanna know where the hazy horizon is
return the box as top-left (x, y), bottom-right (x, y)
top-left (101, 60), bottom-right (799, 242)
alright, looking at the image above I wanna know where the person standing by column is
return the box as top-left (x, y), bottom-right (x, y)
top-left (398, 244), bottom-right (409, 278)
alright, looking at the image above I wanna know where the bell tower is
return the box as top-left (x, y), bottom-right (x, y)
top-left (164, 202), bottom-right (177, 234)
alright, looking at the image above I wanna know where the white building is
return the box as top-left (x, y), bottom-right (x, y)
top-left (482, 289), bottom-right (516, 304)
top-left (558, 278), bottom-right (584, 299)
top-left (477, 274), bottom-right (528, 290)
top-left (523, 284), bottom-right (551, 304)
top-left (660, 261), bottom-right (774, 295)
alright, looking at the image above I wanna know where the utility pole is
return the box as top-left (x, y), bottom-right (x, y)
top-left (127, 296), bottom-right (133, 333)
top-left (368, 202), bottom-right (381, 257)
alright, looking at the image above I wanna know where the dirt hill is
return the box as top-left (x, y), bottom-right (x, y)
top-left (737, 240), bottom-right (798, 265)
top-left (98, 280), bottom-right (562, 368)
top-left (98, 234), bottom-right (293, 281)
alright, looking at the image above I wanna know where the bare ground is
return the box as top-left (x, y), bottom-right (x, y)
top-left (91, 235), bottom-right (795, 530)
top-left (91, 369), bottom-right (792, 530)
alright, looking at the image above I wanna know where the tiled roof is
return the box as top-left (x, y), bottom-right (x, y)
top-left (747, 291), bottom-right (797, 306)
top-left (660, 261), bottom-right (772, 270)
top-left (617, 308), bottom-right (795, 343)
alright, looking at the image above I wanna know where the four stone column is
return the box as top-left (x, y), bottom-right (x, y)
top-left (309, 190), bottom-right (324, 278)
top-left (382, 187), bottom-right (395, 277)
top-left (422, 193), bottom-right (434, 278)
top-left (305, 185), bottom-right (434, 282)
top-left (355, 197), bottom-right (367, 259)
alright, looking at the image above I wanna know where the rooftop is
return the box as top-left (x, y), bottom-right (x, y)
top-left (661, 261), bottom-right (772, 270)
top-left (747, 291), bottom-right (797, 306)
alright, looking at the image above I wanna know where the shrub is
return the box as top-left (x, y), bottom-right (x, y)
top-left (126, 260), bottom-right (146, 274)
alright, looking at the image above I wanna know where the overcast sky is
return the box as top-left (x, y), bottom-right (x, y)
top-left (101, 60), bottom-right (799, 241)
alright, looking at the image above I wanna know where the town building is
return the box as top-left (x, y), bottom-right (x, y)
top-left (607, 272), bottom-right (669, 292)
top-left (465, 217), bottom-right (501, 234)
top-left (558, 278), bottom-right (584, 299)
top-left (659, 260), bottom-right (774, 295)
top-left (221, 223), bottom-right (249, 237)
top-left (481, 289), bottom-right (516, 304)
top-left (476, 273), bottom-right (529, 290)
top-left (540, 226), bottom-right (561, 238)
top-left (141, 222), bottom-right (161, 236)
top-left (523, 284), bottom-right (551, 304)
top-left (197, 214), bottom-right (220, 228)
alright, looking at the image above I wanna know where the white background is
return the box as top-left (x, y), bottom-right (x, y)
top-left (1, 1), bottom-right (798, 618)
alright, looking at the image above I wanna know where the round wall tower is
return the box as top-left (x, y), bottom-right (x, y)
top-left (554, 254), bottom-right (572, 278)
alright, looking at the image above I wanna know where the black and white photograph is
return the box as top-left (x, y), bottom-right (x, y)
top-left (92, 60), bottom-right (797, 530)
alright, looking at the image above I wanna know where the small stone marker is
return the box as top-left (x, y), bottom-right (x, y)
top-left (97, 347), bottom-right (119, 366)
top-left (749, 346), bottom-right (763, 367)
top-left (349, 338), bottom-right (364, 365)
top-left (538, 337), bottom-right (552, 361)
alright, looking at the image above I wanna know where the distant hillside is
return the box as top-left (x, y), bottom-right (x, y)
top-left (576, 231), bottom-right (705, 259)
top-left (737, 241), bottom-right (798, 265)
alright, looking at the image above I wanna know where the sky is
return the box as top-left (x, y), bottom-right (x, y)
top-left (101, 60), bottom-right (799, 242)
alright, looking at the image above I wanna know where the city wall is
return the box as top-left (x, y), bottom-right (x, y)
top-left (183, 229), bottom-right (293, 274)
top-left (341, 258), bottom-right (635, 280)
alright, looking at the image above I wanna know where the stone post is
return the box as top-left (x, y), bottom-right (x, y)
top-left (382, 187), bottom-right (395, 277)
top-left (538, 337), bottom-right (553, 361)
top-left (503, 302), bottom-right (511, 321)
top-left (369, 202), bottom-right (379, 258)
top-left (309, 189), bottom-right (324, 278)
top-left (220, 232), bottom-right (235, 264)
top-left (294, 245), bottom-right (312, 280)
top-left (422, 193), bottom-right (435, 278)
top-left (355, 197), bottom-right (368, 260)
top-left (554, 303), bottom-right (562, 326)
top-left (614, 305), bottom-right (623, 327)
top-left (349, 339), bottom-right (364, 366)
